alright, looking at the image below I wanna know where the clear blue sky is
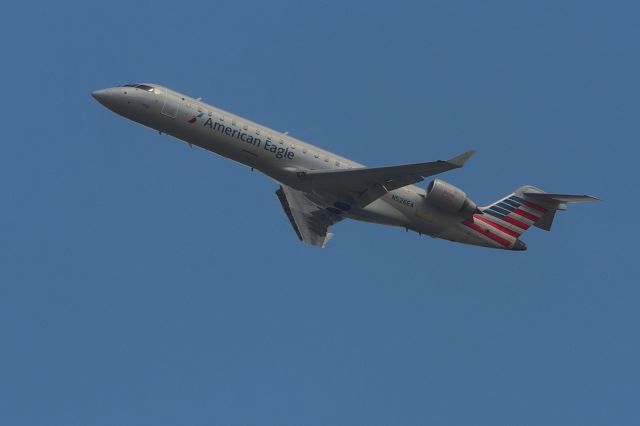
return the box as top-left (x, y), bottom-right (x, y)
top-left (1, 1), bottom-right (638, 425)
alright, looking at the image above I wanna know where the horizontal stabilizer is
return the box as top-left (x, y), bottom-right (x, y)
top-left (480, 186), bottom-right (599, 234)
top-left (519, 189), bottom-right (599, 230)
top-left (523, 192), bottom-right (600, 204)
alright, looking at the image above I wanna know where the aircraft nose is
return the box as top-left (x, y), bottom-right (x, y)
top-left (91, 89), bottom-right (110, 105)
top-left (91, 87), bottom-right (124, 112)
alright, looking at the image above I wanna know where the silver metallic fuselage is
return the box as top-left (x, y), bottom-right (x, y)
top-left (92, 83), bottom-right (494, 248)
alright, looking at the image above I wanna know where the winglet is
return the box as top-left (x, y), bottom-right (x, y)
top-left (321, 232), bottom-right (334, 248)
top-left (447, 150), bottom-right (476, 167)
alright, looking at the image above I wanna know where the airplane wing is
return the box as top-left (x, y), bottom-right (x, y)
top-left (294, 150), bottom-right (475, 208)
top-left (275, 184), bottom-right (343, 248)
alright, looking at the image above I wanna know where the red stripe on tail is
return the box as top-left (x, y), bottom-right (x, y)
top-left (513, 208), bottom-right (539, 222)
top-left (523, 200), bottom-right (548, 213)
top-left (474, 215), bottom-right (521, 238)
top-left (502, 215), bottom-right (530, 230)
top-left (463, 220), bottom-right (511, 247)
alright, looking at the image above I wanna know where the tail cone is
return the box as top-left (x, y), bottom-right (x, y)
top-left (513, 239), bottom-right (527, 251)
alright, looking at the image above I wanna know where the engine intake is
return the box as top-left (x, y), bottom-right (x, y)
top-left (425, 179), bottom-right (478, 216)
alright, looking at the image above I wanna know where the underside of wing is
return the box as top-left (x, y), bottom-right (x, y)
top-left (275, 185), bottom-right (343, 247)
top-left (294, 150), bottom-right (475, 208)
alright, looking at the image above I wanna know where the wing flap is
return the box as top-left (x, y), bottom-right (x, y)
top-left (275, 185), bottom-right (342, 248)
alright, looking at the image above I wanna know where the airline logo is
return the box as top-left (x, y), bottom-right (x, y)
top-left (188, 111), bottom-right (204, 123)
top-left (462, 195), bottom-right (548, 248)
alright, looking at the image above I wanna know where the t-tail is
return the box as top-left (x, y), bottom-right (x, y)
top-left (462, 185), bottom-right (599, 251)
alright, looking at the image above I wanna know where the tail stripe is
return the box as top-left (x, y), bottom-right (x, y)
top-left (496, 201), bottom-right (517, 211)
top-left (462, 220), bottom-right (511, 247)
top-left (461, 192), bottom-right (543, 248)
top-left (480, 214), bottom-right (525, 235)
top-left (474, 215), bottom-right (520, 238)
top-left (502, 199), bottom-right (521, 208)
top-left (481, 209), bottom-right (529, 232)
top-left (512, 208), bottom-right (539, 222)
top-left (489, 205), bottom-right (511, 215)
top-left (523, 200), bottom-right (548, 213)
top-left (481, 194), bottom-right (539, 231)
top-left (518, 204), bottom-right (544, 217)
top-left (484, 209), bottom-right (505, 220)
top-left (501, 215), bottom-right (530, 230)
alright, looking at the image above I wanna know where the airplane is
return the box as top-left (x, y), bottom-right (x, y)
top-left (92, 83), bottom-right (598, 251)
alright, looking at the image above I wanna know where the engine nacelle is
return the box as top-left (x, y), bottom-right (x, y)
top-left (425, 179), bottom-right (478, 216)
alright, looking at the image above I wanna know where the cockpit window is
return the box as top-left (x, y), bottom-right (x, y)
top-left (121, 83), bottom-right (155, 92)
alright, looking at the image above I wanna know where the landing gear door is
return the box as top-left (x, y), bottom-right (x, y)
top-left (161, 91), bottom-right (179, 118)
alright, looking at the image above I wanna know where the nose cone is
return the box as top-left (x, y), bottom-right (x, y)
top-left (91, 87), bottom-right (125, 112)
top-left (91, 88), bottom-right (111, 106)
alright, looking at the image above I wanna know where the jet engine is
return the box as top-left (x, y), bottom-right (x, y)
top-left (425, 179), bottom-right (479, 216)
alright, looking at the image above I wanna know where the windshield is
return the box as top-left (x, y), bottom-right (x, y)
top-left (121, 83), bottom-right (155, 92)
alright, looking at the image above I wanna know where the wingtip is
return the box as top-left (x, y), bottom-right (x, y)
top-left (447, 149), bottom-right (476, 167)
top-left (321, 232), bottom-right (335, 248)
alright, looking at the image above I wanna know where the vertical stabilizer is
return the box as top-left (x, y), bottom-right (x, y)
top-left (479, 185), bottom-right (599, 236)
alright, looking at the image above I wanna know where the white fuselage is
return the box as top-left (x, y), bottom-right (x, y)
top-left (92, 83), bottom-right (497, 248)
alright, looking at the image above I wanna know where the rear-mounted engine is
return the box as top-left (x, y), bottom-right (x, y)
top-left (425, 179), bottom-right (479, 216)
